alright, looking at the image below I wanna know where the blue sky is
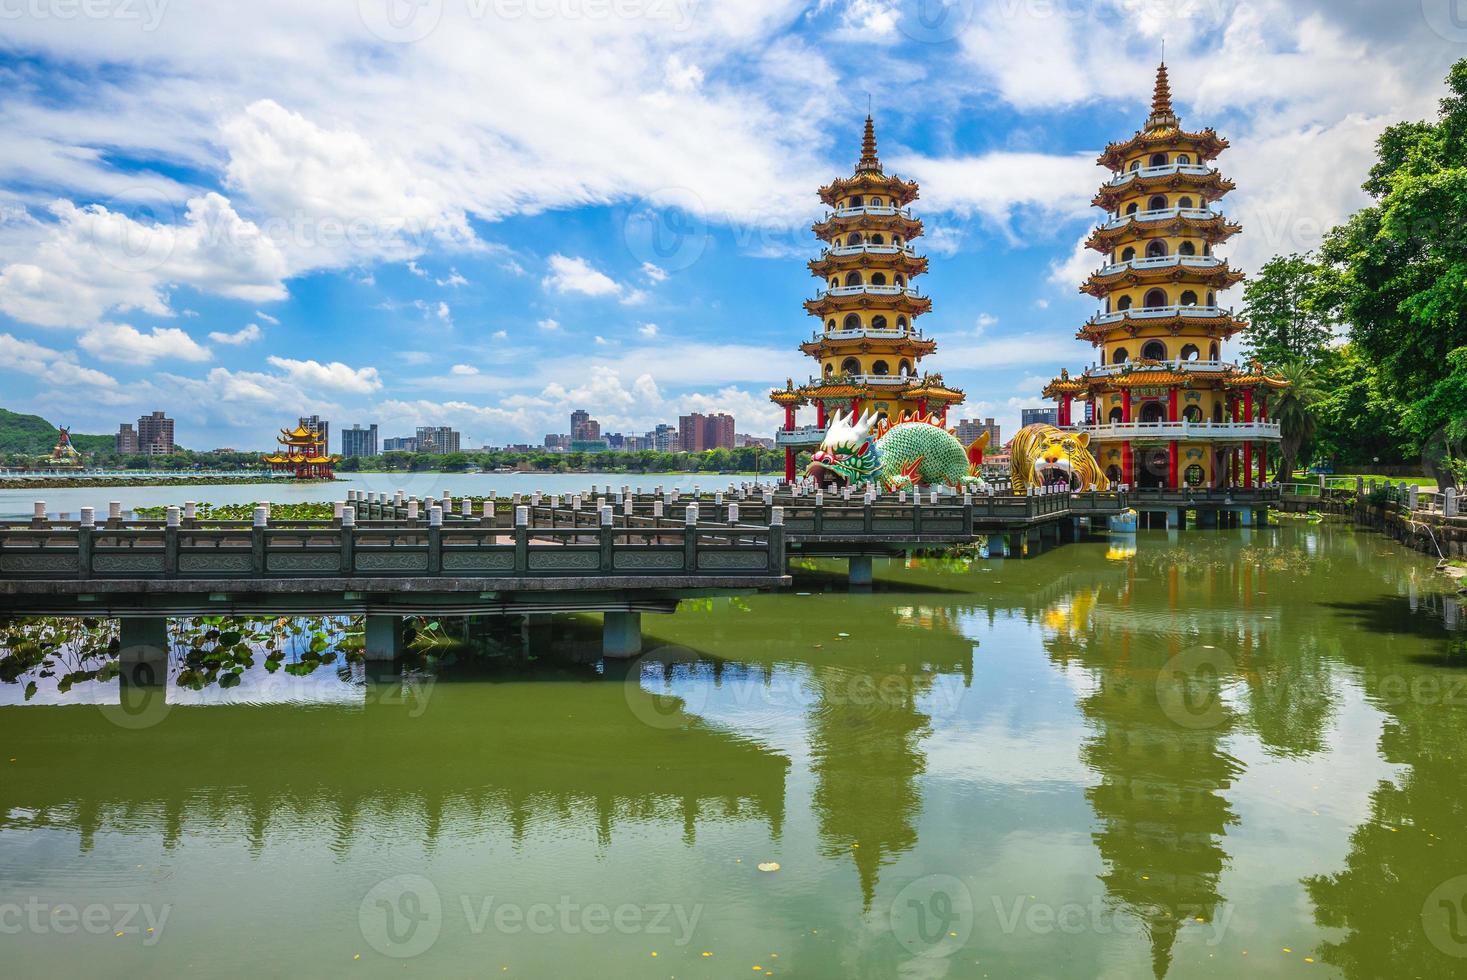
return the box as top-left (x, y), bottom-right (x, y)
top-left (0, 0), bottom-right (1461, 450)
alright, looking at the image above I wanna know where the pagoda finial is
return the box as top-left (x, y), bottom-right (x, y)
top-left (1146, 61), bottom-right (1177, 130)
top-left (857, 114), bottom-right (882, 174)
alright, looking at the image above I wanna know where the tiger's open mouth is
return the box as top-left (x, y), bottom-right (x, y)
top-left (1038, 460), bottom-right (1078, 490)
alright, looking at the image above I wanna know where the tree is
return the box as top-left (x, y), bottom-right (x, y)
top-left (1311, 344), bottom-right (1411, 468)
top-left (1402, 346), bottom-right (1467, 487)
top-left (1269, 360), bottom-right (1325, 480)
top-left (1240, 253), bottom-right (1335, 369)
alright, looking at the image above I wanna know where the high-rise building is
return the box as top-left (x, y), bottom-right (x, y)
top-left (298, 415), bottom-right (329, 453)
top-left (769, 116), bottom-right (965, 482)
top-left (543, 434), bottom-right (570, 451)
top-left (115, 423), bottom-right (138, 454)
top-left (415, 426), bottom-right (461, 453)
top-left (647, 424), bottom-right (678, 453)
top-left (136, 411), bottom-right (174, 454)
top-left (955, 417), bottom-right (1001, 449)
top-left (341, 423), bottom-right (379, 458)
top-left (1041, 63), bottom-right (1286, 489)
top-left (1020, 408), bottom-right (1059, 428)
top-left (570, 410), bottom-right (601, 442)
top-left (383, 436), bottom-right (419, 453)
top-left (679, 413), bottom-right (736, 452)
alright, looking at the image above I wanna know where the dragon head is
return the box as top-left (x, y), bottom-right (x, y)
top-left (806, 409), bottom-right (881, 488)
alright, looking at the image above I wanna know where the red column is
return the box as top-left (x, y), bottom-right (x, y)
top-left (1244, 442), bottom-right (1254, 488)
top-left (784, 405), bottom-right (795, 432)
top-left (1168, 441), bottom-right (1179, 489)
top-left (851, 398), bottom-right (862, 418)
top-left (1061, 395), bottom-right (1073, 426)
top-left (915, 397), bottom-right (927, 419)
top-left (784, 449), bottom-right (796, 483)
top-left (1122, 390), bottom-right (1133, 424)
top-left (1123, 441), bottom-right (1134, 488)
top-left (1260, 393), bottom-right (1269, 422)
top-left (817, 400), bottom-right (827, 427)
top-left (940, 405), bottom-right (948, 425)
top-left (1243, 389), bottom-right (1254, 425)
top-left (1167, 387), bottom-right (1178, 423)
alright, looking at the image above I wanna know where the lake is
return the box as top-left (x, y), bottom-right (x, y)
top-left (1, 523), bottom-right (1463, 977)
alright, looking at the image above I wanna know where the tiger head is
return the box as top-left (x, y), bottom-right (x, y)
top-left (1025, 428), bottom-right (1105, 491)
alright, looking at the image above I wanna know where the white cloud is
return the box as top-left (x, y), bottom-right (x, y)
top-left (254, 309), bottom-right (280, 324)
top-left (542, 254), bottom-right (623, 297)
top-left (0, 332), bottom-right (122, 391)
top-left (537, 318), bottom-right (561, 332)
top-left (264, 356), bottom-right (382, 394)
top-left (209, 322), bottom-right (263, 345)
top-left (450, 363), bottom-right (479, 375)
top-left (638, 322), bottom-right (659, 337)
top-left (491, 329), bottom-right (508, 340)
top-left (80, 323), bottom-right (212, 365)
top-left (436, 268), bottom-right (468, 287)
top-left (641, 261), bottom-right (668, 283)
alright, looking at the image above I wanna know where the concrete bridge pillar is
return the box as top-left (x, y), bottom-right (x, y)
top-left (1196, 508), bottom-right (1218, 529)
top-left (848, 555), bottom-right (874, 587)
top-left (603, 612), bottom-right (642, 659)
top-left (119, 617), bottom-right (169, 686)
top-left (1008, 532), bottom-right (1025, 557)
top-left (364, 615), bottom-right (404, 661)
top-left (1237, 508), bottom-right (1254, 527)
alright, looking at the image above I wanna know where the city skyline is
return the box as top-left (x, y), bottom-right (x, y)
top-left (0, 3), bottom-right (1452, 449)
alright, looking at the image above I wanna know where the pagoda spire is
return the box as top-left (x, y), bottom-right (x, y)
top-left (1146, 61), bottom-right (1177, 130)
top-left (857, 114), bottom-right (882, 174)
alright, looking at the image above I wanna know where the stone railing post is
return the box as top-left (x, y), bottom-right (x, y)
top-left (962, 493), bottom-right (973, 535)
top-left (1446, 488), bottom-right (1459, 518)
top-left (252, 506), bottom-right (268, 575)
top-left (184, 501), bottom-right (197, 527)
top-left (407, 499), bottom-right (419, 524)
top-left (108, 500), bottom-right (123, 529)
top-left (600, 505), bottom-right (615, 572)
top-left (514, 505), bottom-right (529, 572)
top-left (333, 501), bottom-right (345, 527)
top-left (427, 506), bottom-right (443, 575)
top-left (481, 499), bottom-right (495, 526)
top-left (31, 501), bottom-right (46, 530)
top-left (77, 506), bottom-right (94, 580)
top-left (684, 504), bottom-right (699, 571)
top-left (164, 506), bottom-right (180, 577)
top-left (340, 505), bottom-right (356, 574)
top-left (769, 505), bottom-right (784, 571)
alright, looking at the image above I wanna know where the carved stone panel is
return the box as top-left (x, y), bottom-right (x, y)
top-left (442, 551), bottom-right (515, 572)
top-left (528, 551), bottom-right (600, 571)
top-left (613, 551), bottom-right (684, 571)
top-left (92, 554), bottom-right (165, 573)
top-left (697, 551), bottom-right (768, 570)
top-left (267, 553), bottom-right (341, 573)
top-left (355, 552), bottom-right (430, 572)
top-left (0, 553), bottom-right (80, 574)
top-left (179, 554), bottom-right (253, 574)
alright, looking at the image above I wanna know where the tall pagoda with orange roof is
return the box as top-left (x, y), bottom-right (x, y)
top-left (771, 116), bottom-right (964, 482)
top-left (264, 423), bottom-right (338, 480)
top-left (1042, 64), bottom-right (1286, 491)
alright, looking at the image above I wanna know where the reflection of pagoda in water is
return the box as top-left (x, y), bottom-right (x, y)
top-left (770, 116), bottom-right (965, 482)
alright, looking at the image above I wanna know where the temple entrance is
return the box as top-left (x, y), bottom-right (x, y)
top-left (1139, 401), bottom-right (1165, 423)
top-left (1138, 448), bottom-right (1169, 488)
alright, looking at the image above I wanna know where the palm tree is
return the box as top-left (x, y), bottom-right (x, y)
top-left (1270, 359), bottom-right (1325, 481)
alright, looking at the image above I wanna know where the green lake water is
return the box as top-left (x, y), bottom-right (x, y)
top-left (2, 523), bottom-right (1465, 978)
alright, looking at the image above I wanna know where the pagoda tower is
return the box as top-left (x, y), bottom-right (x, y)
top-left (1043, 64), bottom-right (1286, 491)
top-left (771, 117), bottom-right (964, 483)
top-left (264, 423), bottom-right (337, 480)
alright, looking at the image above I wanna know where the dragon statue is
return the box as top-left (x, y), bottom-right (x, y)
top-left (806, 410), bottom-right (989, 492)
top-left (1008, 423), bottom-right (1109, 493)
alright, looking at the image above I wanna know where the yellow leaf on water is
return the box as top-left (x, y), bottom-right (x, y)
top-left (758, 862), bottom-right (781, 872)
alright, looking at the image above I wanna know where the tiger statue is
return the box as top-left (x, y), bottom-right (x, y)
top-left (1009, 423), bottom-right (1108, 494)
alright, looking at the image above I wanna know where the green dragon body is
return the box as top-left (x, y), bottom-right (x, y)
top-left (806, 411), bottom-right (989, 492)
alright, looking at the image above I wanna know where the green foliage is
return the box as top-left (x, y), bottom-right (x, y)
top-left (1271, 360), bottom-right (1326, 479)
top-left (0, 408), bottom-right (112, 455)
top-left (1312, 343), bottom-right (1412, 466)
top-left (1240, 253), bottom-right (1336, 370)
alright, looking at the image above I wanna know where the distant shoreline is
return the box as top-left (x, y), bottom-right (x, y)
top-left (0, 476), bottom-right (340, 490)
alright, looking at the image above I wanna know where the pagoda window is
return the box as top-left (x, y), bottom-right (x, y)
top-left (849, 232), bottom-right (864, 245)
top-left (1128, 161), bottom-right (1141, 172)
top-left (1145, 240), bottom-right (1168, 258)
top-left (845, 271), bottom-right (863, 286)
top-left (1106, 464), bottom-right (1124, 482)
top-left (1140, 401), bottom-right (1165, 422)
top-left (830, 277), bottom-right (839, 288)
top-left (1178, 196), bottom-right (1194, 209)
top-left (895, 274), bottom-right (906, 287)
top-left (1141, 340), bottom-right (1167, 360)
top-left (1143, 288), bottom-right (1168, 308)
top-left (1116, 296), bottom-right (1133, 311)
top-left (872, 360), bottom-right (890, 376)
top-left (871, 272), bottom-right (888, 286)
top-left (827, 318), bottom-right (837, 330)
top-left (1183, 405), bottom-right (1203, 422)
top-left (1147, 194), bottom-right (1168, 212)
top-left (1121, 246), bottom-right (1136, 262)
top-left (871, 315), bottom-right (889, 329)
top-left (893, 236), bottom-right (903, 245)
top-left (1179, 241), bottom-right (1197, 256)
top-left (1108, 408), bottom-right (1124, 424)
top-left (871, 233), bottom-right (885, 244)
top-left (1207, 291), bottom-right (1216, 305)
top-left (1180, 290), bottom-right (1199, 306)
top-left (871, 197), bottom-right (884, 206)
top-left (1125, 202), bottom-right (1139, 216)
top-left (1213, 403), bottom-right (1224, 422)
top-left (1209, 342), bottom-right (1219, 359)
top-left (825, 362), bottom-right (835, 375)
top-left (1150, 153), bottom-right (1168, 167)
top-left (1113, 347), bottom-right (1130, 363)
top-left (842, 313), bottom-right (861, 329)
top-left (1180, 343), bottom-right (1201, 360)
top-left (1176, 153), bottom-right (1191, 164)
top-left (850, 196), bottom-right (863, 208)
top-left (899, 358), bottom-right (912, 375)
top-left (896, 316), bottom-right (908, 330)
top-left (841, 357), bottom-right (861, 375)
top-left (1204, 242), bottom-right (1212, 256)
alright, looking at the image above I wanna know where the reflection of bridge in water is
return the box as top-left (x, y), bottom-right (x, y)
top-left (0, 672), bottom-right (789, 852)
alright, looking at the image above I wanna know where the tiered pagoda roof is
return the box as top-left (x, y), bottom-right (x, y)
top-left (1096, 63), bottom-right (1230, 170)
